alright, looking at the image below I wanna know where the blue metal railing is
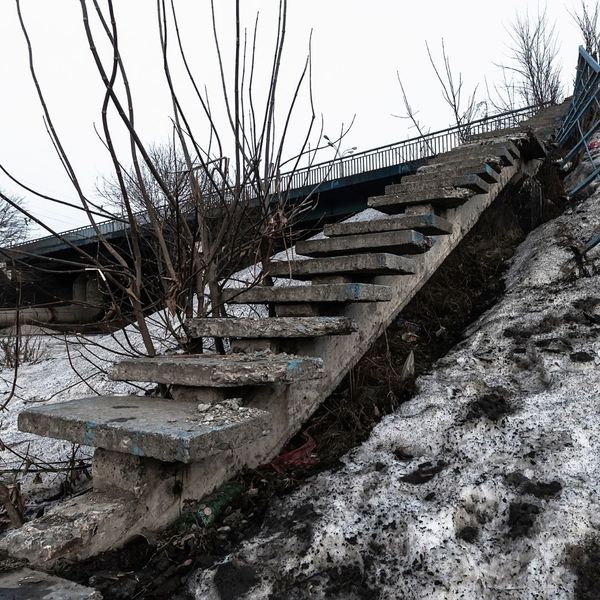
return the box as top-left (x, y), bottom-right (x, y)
top-left (557, 46), bottom-right (600, 195)
top-left (10, 103), bottom-right (543, 255)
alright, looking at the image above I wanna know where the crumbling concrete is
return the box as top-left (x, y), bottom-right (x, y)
top-left (184, 316), bottom-right (358, 338)
top-left (0, 568), bottom-right (102, 599)
top-left (268, 253), bottom-right (416, 279)
top-left (294, 230), bottom-right (432, 258)
top-left (111, 352), bottom-right (324, 387)
top-left (323, 212), bottom-right (453, 237)
top-left (222, 283), bottom-right (393, 304)
top-left (19, 396), bottom-right (272, 462)
top-left (368, 186), bottom-right (475, 211)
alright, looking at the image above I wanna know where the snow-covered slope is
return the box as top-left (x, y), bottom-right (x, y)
top-left (190, 192), bottom-right (600, 599)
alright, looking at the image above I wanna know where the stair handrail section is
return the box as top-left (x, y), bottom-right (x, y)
top-left (557, 45), bottom-right (600, 195)
top-left (9, 103), bottom-right (543, 254)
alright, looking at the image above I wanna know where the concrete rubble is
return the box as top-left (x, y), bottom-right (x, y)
top-left (0, 568), bottom-right (102, 599)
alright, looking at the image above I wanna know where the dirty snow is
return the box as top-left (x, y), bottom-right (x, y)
top-left (190, 192), bottom-right (600, 599)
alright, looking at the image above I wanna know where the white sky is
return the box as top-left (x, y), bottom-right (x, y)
top-left (0, 0), bottom-right (584, 238)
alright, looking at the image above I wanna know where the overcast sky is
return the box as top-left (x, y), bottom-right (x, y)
top-left (0, 1), bottom-right (584, 238)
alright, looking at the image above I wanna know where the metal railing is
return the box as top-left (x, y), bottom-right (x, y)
top-left (278, 103), bottom-right (541, 191)
top-left (557, 46), bottom-right (600, 195)
top-left (11, 103), bottom-right (543, 254)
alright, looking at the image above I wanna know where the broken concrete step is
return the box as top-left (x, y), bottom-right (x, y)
top-left (388, 173), bottom-right (491, 194)
top-left (368, 187), bottom-right (474, 213)
top-left (222, 283), bottom-right (392, 304)
top-left (0, 568), bottom-right (102, 599)
top-left (185, 316), bottom-right (357, 338)
top-left (295, 230), bottom-right (431, 258)
top-left (19, 396), bottom-right (272, 463)
top-left (324, 213), bottom-right (453, 237)
top-left (112, 352), bottom-right (324, 386)
top-left (269, 253), bottom-right (415, 280)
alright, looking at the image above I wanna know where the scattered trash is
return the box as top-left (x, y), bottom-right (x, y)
top-left (263, 433), bottom-right (318, 475)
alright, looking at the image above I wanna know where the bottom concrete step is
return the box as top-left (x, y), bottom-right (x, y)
top-left (19, 396), bottom-right (272, 463)
top-left (0, 568), bottom-right (102, 599)
top-left (112, 352), bottom-right (324, 386)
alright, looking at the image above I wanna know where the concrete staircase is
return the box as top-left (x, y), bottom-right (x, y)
top-left (2, 103), bottom-right (568, 565)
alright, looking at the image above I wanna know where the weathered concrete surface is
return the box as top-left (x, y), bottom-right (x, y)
top-left (222, 283), bottom-right (392, 304)
top-left (0, 493), bottom-right (138, 567)
top-left (324, 213), bottom-right (453, 237)
top-left (390, 173), bottom-right (491, 194)
top-left (0, 568), bottom-right (102, 599)
top-left (111, 352), bottom-right (324, 388)
top-left (185, 316), bottom-right (358, 338)
top-left (4, 401), bottom-right (279, 566)
top-left (268, 253), bottom-right (416, 279)
top-left (411, 156), bottom-right (504, 180)
top-left (368, 186), bottom-right (475, 212)
top-left (435, 139), bottom-right (520, 165)
top-left (295, 230), bottom-right (432, 258)
top-left (19, 395), bottom-right (272, 462)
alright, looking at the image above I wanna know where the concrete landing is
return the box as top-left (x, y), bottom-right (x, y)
top-left (0, 568), bottom-right (101, 599)
top-left (185, 316), bottom-right (357, 338)
top-left (222, 283), bottom-right (392, 304)
top-left (295, 230), bottom-right (432, 258)
top-left (19, 396), bottom-right (272, 463)
top-left (112, 352), bottom-right (324, 387)
top-left (269, 253), bottom-right (415, 279)
top-left (368, 187), bottom-right (474, 213)
top-left (324, 213), bottom-right (453, 237)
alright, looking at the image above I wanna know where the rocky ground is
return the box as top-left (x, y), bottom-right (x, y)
top-left (189, 190), bottom-right (600, 599)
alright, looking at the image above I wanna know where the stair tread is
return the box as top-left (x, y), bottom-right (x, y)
top-left (390, 173), bottom-right (490, 194)
top-left (404, 158), bottom-right (503, 182)
top-left (111, 352), bottom-right (324, 386)
top-left (269, 252), bottom-right (415, 279)
top-left (185, 316), bottom-right (357, 338)
top-left (223, 283), bottom-right (392, 304)
top-left (19, 395), bottom-right (271, 463)
top-left (368, 187), bottom-right (474, 213)
top-left (295, 230), bottom-right (431, 258)
top-left (447, 137), bottom-right (521, 155)
top-left (324, 213), bottom-right (453, 237)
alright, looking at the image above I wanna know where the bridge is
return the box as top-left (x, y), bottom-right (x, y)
top-left (0, 104), bottom-right (544, 325)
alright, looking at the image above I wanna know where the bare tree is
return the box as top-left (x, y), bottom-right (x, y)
top-left (425, 40), bottom-right (485, 140)
top-left (0, 191), bottom-right (29, 248)
top-left (570, 1), bottom-right (600, 59)
top-left (395, 40), bottom-right (484, 145)
top-left (498, 6), bottom-right (563, 108)
top-left (0, 0), bottom-right (336, 361)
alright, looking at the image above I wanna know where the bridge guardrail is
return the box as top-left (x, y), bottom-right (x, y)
top-left (557, 46), bottom-right (600, 195)
top-left (9, 103), bottom-right (543, 254)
